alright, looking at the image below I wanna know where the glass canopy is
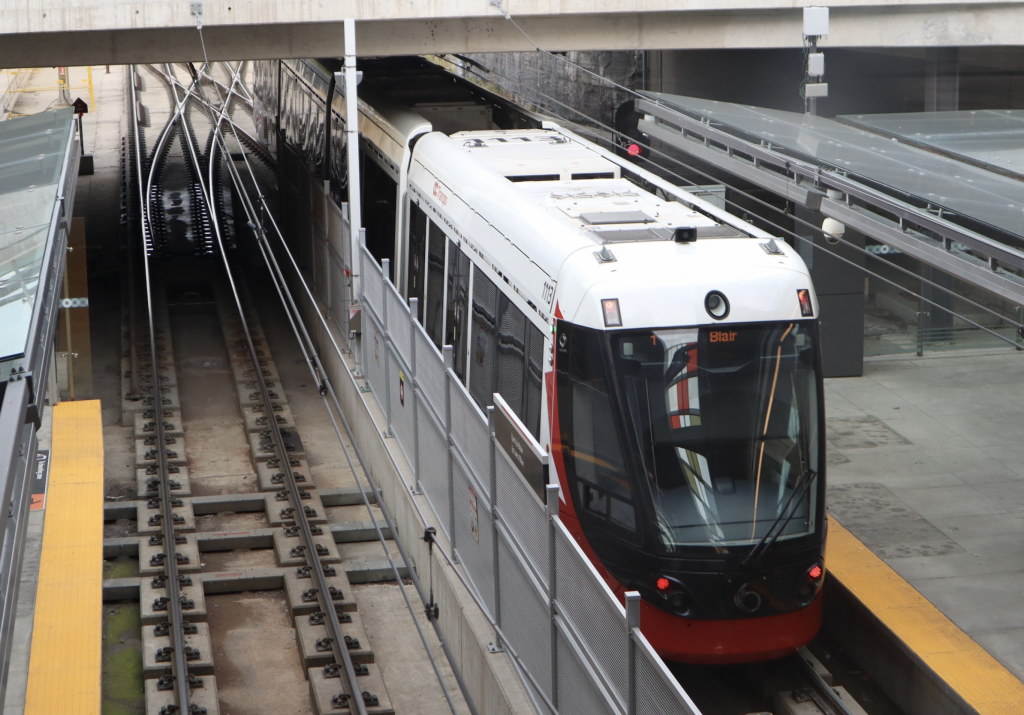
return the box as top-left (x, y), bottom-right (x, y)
top-left (643, 93), bottom-right (1024, 241)
top-left (0, 109), bottom-right (75, 364)
top-left (839, 109), bottom-right (1024, 182)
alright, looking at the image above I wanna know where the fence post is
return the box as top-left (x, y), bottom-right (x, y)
top-left (546, 483), bottom-right (560, 709)
top-left (487, 405), bottom-right (501, 642)
top-left (322, 179), bottom-right (331, 315)
top-left (410, 297), bottom-right (421, 493)
top-left (444, 345), bottom-right (457, 562)
top-left (625, 591), bottom-right (641, 715)
top-left (382, 258), bottom-right (392, 436)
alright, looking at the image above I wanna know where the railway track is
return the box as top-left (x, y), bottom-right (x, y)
top-left (116, 61), bottom-right (423, 715)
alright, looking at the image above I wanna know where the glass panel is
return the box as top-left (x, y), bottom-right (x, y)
top-left (424, 221), bottom-right (446, 349)
top-left (407, 202), bottom-right (427, 322)
top-left (469, 266), bottom-right (498, 410)
top-left (524, 323), bottom-right (545, 440)
top-left (445, 240), bottom-right (470, 382)
top-left (611, 323), bottom-right (820, 548)
top-left (495, 293), bottom-right (527, 420)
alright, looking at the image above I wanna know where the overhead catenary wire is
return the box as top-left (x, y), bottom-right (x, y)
top-left (445, 43), bottom-right (1024, 348)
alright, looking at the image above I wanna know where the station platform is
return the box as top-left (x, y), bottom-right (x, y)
top-left (21, 400), bottom-right (103, 715)
top-left (824, 347), bottom-right (1024, 712)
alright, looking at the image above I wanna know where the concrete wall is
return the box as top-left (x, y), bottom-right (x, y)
top-left (6, 2), bottom-right (1024, 66)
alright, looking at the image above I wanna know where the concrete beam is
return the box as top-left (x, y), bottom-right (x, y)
top-left (2, 3), bottom-right (1024, 67)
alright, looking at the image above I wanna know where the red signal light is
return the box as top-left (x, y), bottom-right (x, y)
top-left (656, 577), bottom-right (670, 592)
top-left (808, 565), bottom-right (823, 581)
top-left (627, 143), bottom-right (641, 157)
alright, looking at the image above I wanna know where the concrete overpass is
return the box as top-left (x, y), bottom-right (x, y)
top-left (2, 1), bottom-right (1024, 67)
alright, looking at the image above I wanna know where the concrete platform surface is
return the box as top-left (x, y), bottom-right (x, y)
top-left (826, 348), bottom-right (1024, 683)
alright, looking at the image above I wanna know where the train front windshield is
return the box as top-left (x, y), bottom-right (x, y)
top-left (557, 321), bottom-right (822, 552)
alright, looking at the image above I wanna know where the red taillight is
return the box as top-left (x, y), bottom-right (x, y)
top-left (656, 577), bottom-right (670, 592)
top-left (627, 143), bottom-right (641, 157)
top-left (808, 565), bottom-right (823, 581)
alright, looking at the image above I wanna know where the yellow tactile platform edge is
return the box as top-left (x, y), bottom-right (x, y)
top-left (24, 400), bottom-right (103, 715)
top-left (827, 517), bottom-right (1024, 714)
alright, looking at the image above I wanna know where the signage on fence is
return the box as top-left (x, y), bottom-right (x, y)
top-left (31, 449), bottom-right (50, 511)
top-left (493, 393), bottom-right (548, 503)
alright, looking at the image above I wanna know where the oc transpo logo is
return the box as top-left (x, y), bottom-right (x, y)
top-left (432, 181), bottom-right (448, 207)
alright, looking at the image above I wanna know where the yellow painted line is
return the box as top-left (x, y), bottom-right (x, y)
top-left (87, 65), bottom-right (95, 113)
top-left (24, 400), bottom-right (103, 715)
top-left (827, 518), bottom-right (1024, 714)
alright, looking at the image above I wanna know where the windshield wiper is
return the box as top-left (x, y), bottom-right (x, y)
top-left (741, 469), bottom-right (818, 568)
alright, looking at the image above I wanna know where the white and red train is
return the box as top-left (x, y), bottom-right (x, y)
top-left (255, 57), bottom-right (827, 663)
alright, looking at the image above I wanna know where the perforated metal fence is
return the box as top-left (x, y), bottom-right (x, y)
top-left (353, 245), bottom-right (702, 715)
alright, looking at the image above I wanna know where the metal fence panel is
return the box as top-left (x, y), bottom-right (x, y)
top-left (633, 629), bottom-right (701, 715)
top-left (452, 456), bottom-right (495, 616)
top-left (556, 523), bottom-right (628, 705)
top-left (555, 626), bottom-right (619, 715)
top-left (497, 530), bottom-right (552, 700)
top-left (448, 381), bottom-right (491, 500)
top-left (414, 323), bottom-right (445, 419)
top-left (328, 244), bottom-right (350, 351)
top-left (416, 399), bottom-right (450, 541)
top-left (363, 310), bottom-right (387, 409)
top-left (495, 451), bottom-right (549, 590)
top-left (361, 245), bottom-right (382, 320)
top-left (386, 281), bottom-right (412, 365)
top-left (387, 346), bottom-right (414, 466)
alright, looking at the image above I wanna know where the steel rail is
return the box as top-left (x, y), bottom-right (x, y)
top-left (792, 654), bottom-right (858, 715)
top-left (129, 62), bottom-right (195, 715)
top-left (175, 59), bottom-right (371, 715)
top-left (149, 63), bottom-right (274, 170)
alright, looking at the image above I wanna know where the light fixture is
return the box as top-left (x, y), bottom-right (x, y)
top-left (797, 289), bottom-right (814, 317)
top-left (602, 299), bottom-right (622, 327)
top-left (704, 291), bottom-right (729, 320)
top-left (822, 217), bottom-right (845, 244)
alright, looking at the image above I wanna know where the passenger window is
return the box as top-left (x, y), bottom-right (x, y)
top-left (445, 241), bottom-right (471, 383)
top-left (469, 266), bottom-right (498, 411)
top-left (407, 202), bottom-right (427, 323)
top-left (496, 293), bottom-right (527, 422)
top-left (524, 323), bottom-right (544, 440)
top-left (424, 221), bottom-right (446, 349)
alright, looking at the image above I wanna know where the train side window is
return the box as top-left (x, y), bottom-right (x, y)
top-left (469, 266), bottom-right (498, 411)
top-left (445, 241), bottom-right (471, 382)
top-left (558, 324), bottom-right (638, 534)
top-left (524, 323), bottom-right (544, 440)
top-left (496, 293), bottom-right (527, 422)
top-left (424, 220), bottom-right (446, 349)
top-left (407, 202), bottom-right (427, 322)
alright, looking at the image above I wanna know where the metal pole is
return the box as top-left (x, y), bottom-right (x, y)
top-left (410, 297), bottom-right (421, 493)
top-left (443, 345), bottom-right (456, 561)
top-left (61, 255), bottom-right (74, 401)
top-left (546, 483), bottom-right (560, 708)
top-left (625, 591), bottom-right (641, 715)
top-left (807, 36), bottom-right (819, 116)
top-left (487, 406), bottom-right (501, 643)
top-left (343, 20), bottom-right (362, 302)
top-left (382, 258), bottom-right (392, 436)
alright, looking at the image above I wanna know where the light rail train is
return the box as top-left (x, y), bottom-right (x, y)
top-left (253, 57), bottom-right (827, 663)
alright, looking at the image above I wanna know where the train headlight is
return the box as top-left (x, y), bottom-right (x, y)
top-left (704, 291), bottom-right (730, 320)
